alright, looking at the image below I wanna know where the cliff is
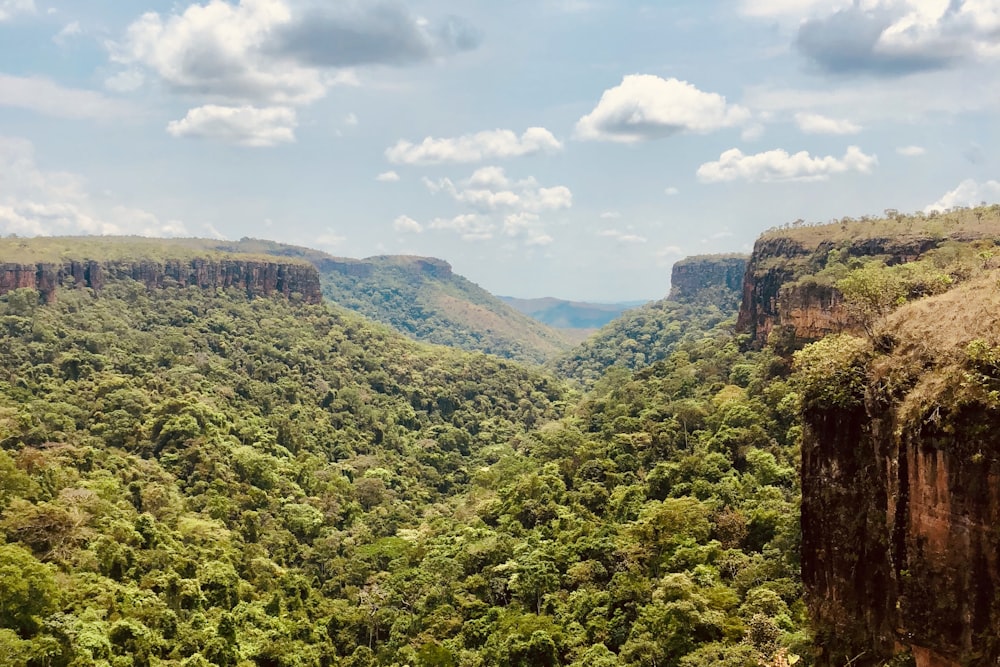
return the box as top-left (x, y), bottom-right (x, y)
top-left (668, 253), bottom-right (748, 306)
top-left (800, 278), bottom-right (1000, 667)
top-left (0, 256), bottom-right (322, 304)
top-left (737, 230), bottom-right (980, 347)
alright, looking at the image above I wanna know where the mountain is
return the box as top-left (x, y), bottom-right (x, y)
top-left (551, 254), bottom-right (748, 383)
top-left (314, 254), bottom-right (572, 364)
top-left (498, 296), bottom-right (642, 331)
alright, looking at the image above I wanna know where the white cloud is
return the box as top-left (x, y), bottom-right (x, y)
top-left (110, 0), bottom-right (327, 105)
top-left (925, 179), bottom-right (1000, 213)
top-left (393, 214), bottom-right (423, 233)
top-left (428, 213), bottom-right (494, 241)
top-left (575, 74), bottom-right (750, 143)
top-left (794, 111), bottom-right (861, 135)
top-left (599, 229), bottom-right (647, 243)
top-left (376, 170), bottom-right (400, 182)
top-left (793, 1), bottom-right (1000, 76)
top-left (423, 168), bottom-right (572, 213)
top-left (0, 74), bottom-right (131, 120)
top-left (167, 105), bottom-right (297, 147)
top-left (386, 127), bottom-right (562, 165)
top-left (697, 145), bottom-right (877, 183)
top-left (664, 186), bottom-right (679, 196)
top-left (0, 0), bottom-right (34, 21)
top-left (422, 167), bottom-right (571, 245)
top-left (897, 145), bottom-right (926, 156)
top-left (0, 136), bottom-right (186, 237)
top-left (600, 210), bottom-right (621, 219)
top-left (344, 112), bottom-right (359, 126)
top-left (53, 21), bottom-right (82, 45)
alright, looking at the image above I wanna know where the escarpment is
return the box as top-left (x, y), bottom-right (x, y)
top-left (800, 279), bottom-right (1000, 667)
top-left (737, 226), bottom-right (993, 347)
top-left (0, 257), bottom-right (322, 304)
top-left (667, 253), bottom-right (747, 306)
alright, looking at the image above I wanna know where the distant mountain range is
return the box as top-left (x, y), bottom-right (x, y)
top-left (498, 296), bottom-right (647, 332)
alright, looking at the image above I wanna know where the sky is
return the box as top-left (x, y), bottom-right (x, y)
top-left (1, 0), bottom-right (999, 301)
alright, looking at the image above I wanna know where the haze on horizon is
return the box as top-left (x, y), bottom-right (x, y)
top-left (0, 0), bottom-right (998, 301)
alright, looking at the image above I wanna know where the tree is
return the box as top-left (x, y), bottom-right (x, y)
top-left (0, 544), bottom-right (59, 636)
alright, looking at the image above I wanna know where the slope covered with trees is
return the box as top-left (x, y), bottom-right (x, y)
top-left (317, 255), bottom-right (572, 365)
top-left (552, 255), bottom-right (747, 384)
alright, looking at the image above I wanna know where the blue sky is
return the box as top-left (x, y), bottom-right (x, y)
top-left (1, 0), bottom-right (998, 300)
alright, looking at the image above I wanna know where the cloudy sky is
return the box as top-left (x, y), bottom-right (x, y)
top-left (1, 0), bottom-right (999, 300)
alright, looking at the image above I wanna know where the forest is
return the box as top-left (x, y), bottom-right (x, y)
top-left (2, 207), bottom-right (999, 667)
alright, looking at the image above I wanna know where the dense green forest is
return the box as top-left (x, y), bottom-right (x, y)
top-left (0, 267), bottom-right (807, 667)
top-left (6, 211), bottom-right (996, 667)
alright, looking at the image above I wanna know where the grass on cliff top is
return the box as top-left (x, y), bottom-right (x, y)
top-left (759, 204), bottom-right (1000, 249)
top-left (0, 236), bottom-right (314, 267)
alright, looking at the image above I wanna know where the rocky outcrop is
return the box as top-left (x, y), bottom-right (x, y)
top-left (737, 235), bottom-right (943, 347)
top-left (802, 282), bottom-right (1000, 667)
top-left (668, 254), bottom-right (748, 305)
top-left (0, 258), bottom-right (322, 304)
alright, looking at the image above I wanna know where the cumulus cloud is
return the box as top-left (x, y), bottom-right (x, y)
top-left (421, 167), bottom-right (571, 244)
top-left (575, 74), bottom-right (750, 143)
top-left (376, 170), bottom-right (400, 182)
top-left (269, 3), bottom-right (480, 67)
top-left (386, 128), bottom-right (562, 165)
top-left (925, 179), bottom-right (1000, 213)
top-left (897, 145), bottom-right (926, 156)
top-left (0, 0), bottom-right (34, 21)
top-left (166, 105), bottom-right (297, 147)
top-left (0, 136), bottom-right (187, 237)
top-left (795, 1), bottom-right (1000, 76)
top-left (428, 214), bottom-right (494, 241)
top-left (697, 145), bottom-right (877, 183)
top-left (110, 0), bottom-right (478, 107)
top-left (664, 186), bottom-right (680, 196)
top-left (794, 111), bottom-right (861, 134)
top-left (423, 168), bottom-right (572, 213)
top-left (0, 74), bottom-right (131, 120)
top-left (392, 214), bottom-right (422, 233)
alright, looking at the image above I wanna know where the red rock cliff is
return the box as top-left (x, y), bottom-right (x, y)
top-left (801, 281), bottom-right (1000, 667)
top-left (737, 234), bottom-right (942, 347)
top-left (0, 257), bottom-right (322, 304)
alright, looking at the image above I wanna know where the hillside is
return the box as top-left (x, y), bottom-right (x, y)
top-left (316, 254), bottom-right (572, 365)
top-left (552, 254), bottom-right (748, 383)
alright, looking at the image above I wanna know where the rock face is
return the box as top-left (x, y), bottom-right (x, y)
top-left (737, 235), bottom-right (941, 347)
top-left (0, 258), bottom-right (322, 304)
top-left (668, 254), bottom-right (747, 304)
top-left (801, 283), bottom-right (1000, 667)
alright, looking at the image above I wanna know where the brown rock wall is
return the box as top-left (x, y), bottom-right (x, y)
top-left (0, 258), bottom-right (322, 304)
